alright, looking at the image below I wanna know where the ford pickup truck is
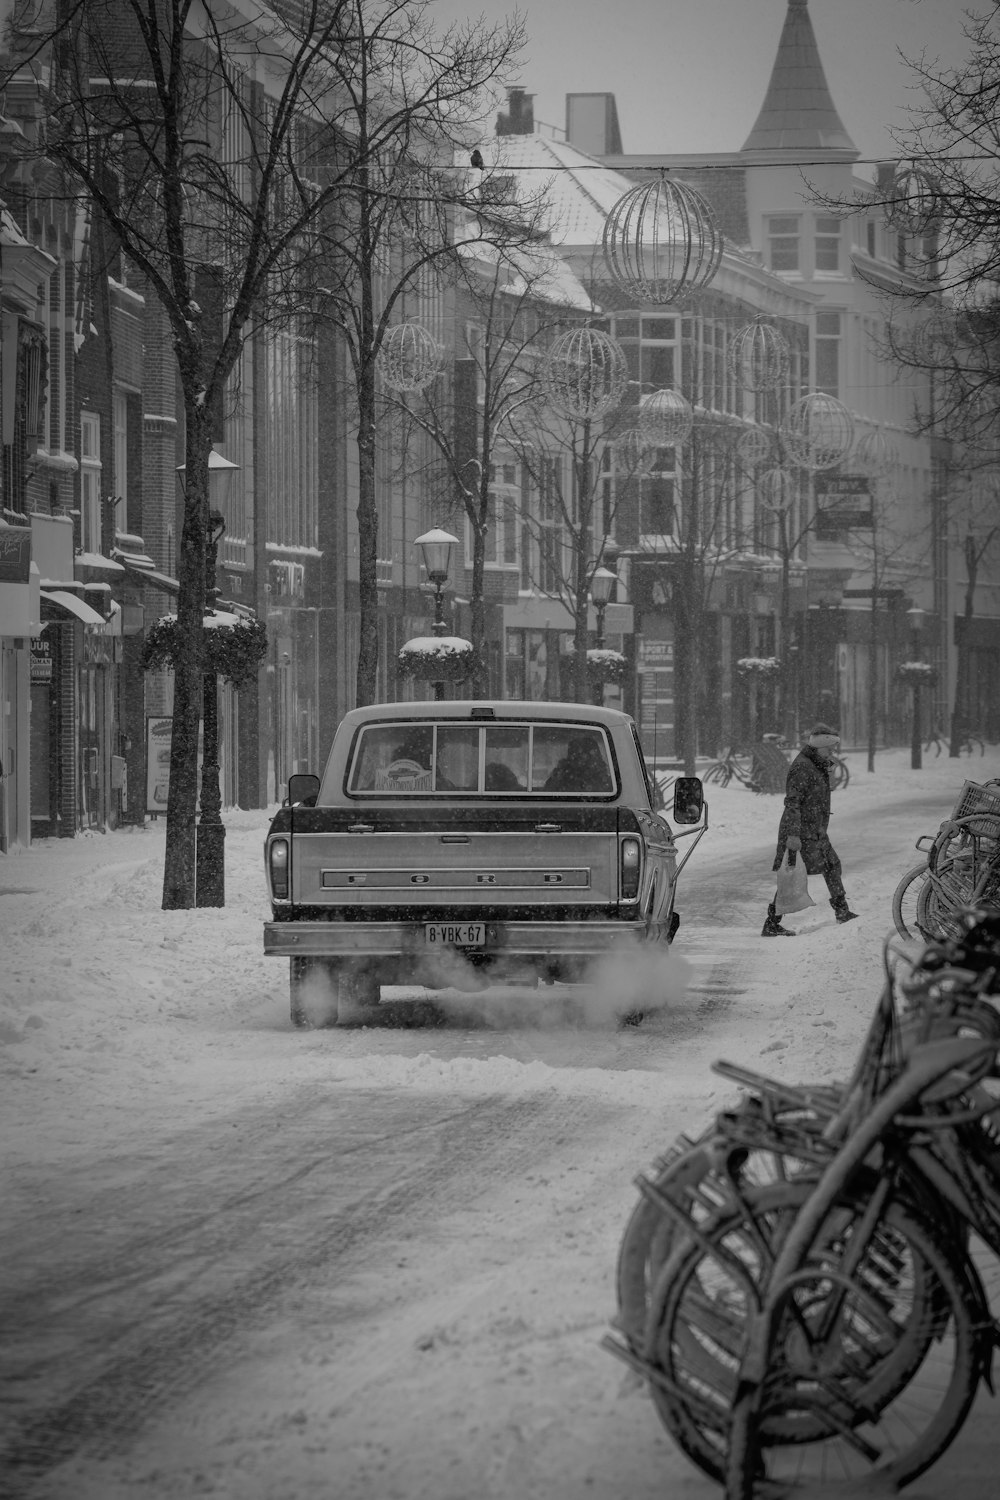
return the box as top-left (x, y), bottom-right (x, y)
top-left (264, 701), bottom-right (707, 1026)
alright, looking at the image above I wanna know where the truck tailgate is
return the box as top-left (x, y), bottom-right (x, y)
top-left (288, 810), bottom-right (621, 909)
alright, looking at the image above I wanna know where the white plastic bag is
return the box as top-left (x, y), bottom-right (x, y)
top-left (774, 850), bottom-right (815, 914)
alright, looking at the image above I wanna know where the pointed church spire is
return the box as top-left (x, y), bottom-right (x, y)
top-left (741, 0), bottom-right (858, 157)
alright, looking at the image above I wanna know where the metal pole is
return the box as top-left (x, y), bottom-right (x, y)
top-left (910, 626), bottom-right (923, 771)
top-left (432, 581), bottom-right (446, 702)
top-left (196, 517), bottom-right (226, 906)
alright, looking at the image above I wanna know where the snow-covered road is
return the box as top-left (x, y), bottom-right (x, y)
top-left (3, 746), bottom-right (1000, 1498)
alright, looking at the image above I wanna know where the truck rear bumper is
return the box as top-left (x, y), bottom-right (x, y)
top-left (264, 918), bottom-right (647, 960)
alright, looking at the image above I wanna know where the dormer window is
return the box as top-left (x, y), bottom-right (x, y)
top-left (766, 215), bottom-right (800, 272)
top-left (815, 216), bottom-right (841, 273)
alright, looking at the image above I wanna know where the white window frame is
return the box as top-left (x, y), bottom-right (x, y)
top-left (80, 412), bottom-right (102, 555)
top-left (113, 390), bottom-right (128, 534)
top-left (766, 214), bottom-right (801, 274)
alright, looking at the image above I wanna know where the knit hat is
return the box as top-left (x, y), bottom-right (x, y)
top-left (808, 723), bottom-right (840, 748)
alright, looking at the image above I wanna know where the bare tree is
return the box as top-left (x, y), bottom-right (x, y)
top-left (26, 0), bottom-right (364, 906)
top-left (14, 0), bottom-right (523, 904)
top-left (305, 0), bottom-right (525, 706)
top-left (948, 471), bottom-right (1000, 753)
top-left (386, 192), bottom-right (561, 695)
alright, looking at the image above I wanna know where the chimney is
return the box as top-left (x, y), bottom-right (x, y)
top-left (496, 87), bottom-right (534, 137)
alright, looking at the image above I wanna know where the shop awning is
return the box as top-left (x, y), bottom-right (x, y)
top-left (116, 557), bottom-right (180, 595)
top-left (39, 589), bottom-right (106, 626)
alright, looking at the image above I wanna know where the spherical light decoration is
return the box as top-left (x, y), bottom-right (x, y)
top-left (912, 309), bottom-right (957, 367)
top-left (735, 427), bottom-right (775, 467)
top-left (886, 163), bottom-right (941, 237)
top-left (780, 392), bottom-right (855, 472)
top-left (542, 327), bottom-right (629, 420)
top-left (378, 323), bottom-right (443, 392)
top-left (612, 428), bottom-right (657, 476)
top-left (602, 176), bottom-right (723, 306)
top-left (727, 318), bottom-right (790, 393)
top-left (759, 467), bottom-right (796, 512)
top-left (639, 387), bottom-right (693, 447)
top-left (854, 427), bottom-right (898, 479)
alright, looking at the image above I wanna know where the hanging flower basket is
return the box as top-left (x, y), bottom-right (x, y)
top-left (897, 660), bottom-right (936, 685)
top-left (583, 648), bottom-right (627, 685)
top-left (397, 636), bottom-right (477, 683)
top-left (140, 612), bottom-right (268, 688)
top-left (736, 656), bottom-right (782, 679)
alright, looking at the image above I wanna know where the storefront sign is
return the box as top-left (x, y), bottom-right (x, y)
top-left (30, 636), bottom-right (52, 681)
top-left (0, 527), bottom-right (31, 582)
top-left (146, 716), bottom-right (173, 812)
top-left (146, 716), bottom-right (203, 813)
top-left (815, 475), bottom-right (873, 530)
top-left (638, 637), bottom-right (674, 667)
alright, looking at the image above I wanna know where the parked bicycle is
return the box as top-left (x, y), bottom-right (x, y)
top-left (604, 909), bottom-right (1000, 1496)
top-left (893, 778), bottom-right (1000, 941)
top-left (702, 737), bottom-right (849, 794)
top-left (925, 723), bottom-right (987, 758)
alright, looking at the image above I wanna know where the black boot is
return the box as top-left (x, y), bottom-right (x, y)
top-left (834, 904), bottom-right (859, 924)
top-left (761, 902), bottom-right (796, 937)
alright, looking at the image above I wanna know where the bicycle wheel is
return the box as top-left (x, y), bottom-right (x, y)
top-left (829, 756), bottom-right (850, 791)
top-left (718, 1193), bottom-right (981, 1499)
top-left (892, 863), bottom-right (930, 941)
top-left (615, 1094), bottom-right (836, 1351)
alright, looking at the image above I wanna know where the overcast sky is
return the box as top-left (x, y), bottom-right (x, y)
top-left (431, 0), bottom-right (973, 164)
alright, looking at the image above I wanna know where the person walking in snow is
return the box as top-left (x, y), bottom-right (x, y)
top-left (761, 723), bottom-right (858, 937)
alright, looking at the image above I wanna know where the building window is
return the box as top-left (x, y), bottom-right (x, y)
top-left (80, 412), bottom-right (102, 554)
top-left (766, 216), bottom-right (800, 272)
top-left (113, 391), bottom-right (128, 533)
top-left (815, 216), bottom-right (841, 273)
top-left (814, 311), bottom-right (842, 398)
top-left (468, 462), bottom-right (520, 568)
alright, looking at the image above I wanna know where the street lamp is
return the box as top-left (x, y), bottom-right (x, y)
top-left (590, 566), bottom-right (616, 647)
top-left (176, 448), bottom-right (239, 907)
top-left (415, 527), bottom-right (458, 701)
top-left (907, 605), bottom-right (926, 771)
top-left (589, 565), bottom-right (617, 706)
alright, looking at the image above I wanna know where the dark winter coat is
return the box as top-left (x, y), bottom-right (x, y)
top-left (773, 746), bottom-right (836, 874)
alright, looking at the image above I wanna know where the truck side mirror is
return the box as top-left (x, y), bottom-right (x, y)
top-left (287, 772), bottom-right (320, 807)
top-left (672, 776), bottom-right (704, 825)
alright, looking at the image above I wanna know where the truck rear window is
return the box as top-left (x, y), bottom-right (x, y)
top-left (346, 722), bottom-right (616, 796)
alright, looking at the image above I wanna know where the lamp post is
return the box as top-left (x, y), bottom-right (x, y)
top-left (197, 507), bottom-right (227, 906)
top-left (177, 448), bottom-right (239, 907)
top-left (589, 565), bottom-right (617, 705)
top-left (907, 605), bottom-right (925, 771)
top-left (415, 527), bottom-right (458, 701)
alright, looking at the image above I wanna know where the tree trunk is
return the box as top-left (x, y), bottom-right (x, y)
top-left (949, 550), bottom-right (977, 756)
top-left (161, 413), bottom-right (211, 910)
top-left (355, 378), bottom-right (379, 708)
top-left (866, 592), bottom-right (878, 773)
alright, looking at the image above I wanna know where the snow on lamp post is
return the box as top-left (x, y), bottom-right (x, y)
top-left (415, 527), bottom-right (459, 701)
top-left (588, 565), bottom-right (617, 706)
top-left (175, 449), bottom-right (239, 908)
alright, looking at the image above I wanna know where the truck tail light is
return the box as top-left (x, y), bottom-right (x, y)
top-left (269, 838), bottom-right (290, 900)
top-left (620, 837), bottom-right (641, 902)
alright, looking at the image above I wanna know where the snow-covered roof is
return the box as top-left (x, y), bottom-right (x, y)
top-left (458, 234), bottom-right (594, 313)
top-left (464, 133), bottom-right (635, 251)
